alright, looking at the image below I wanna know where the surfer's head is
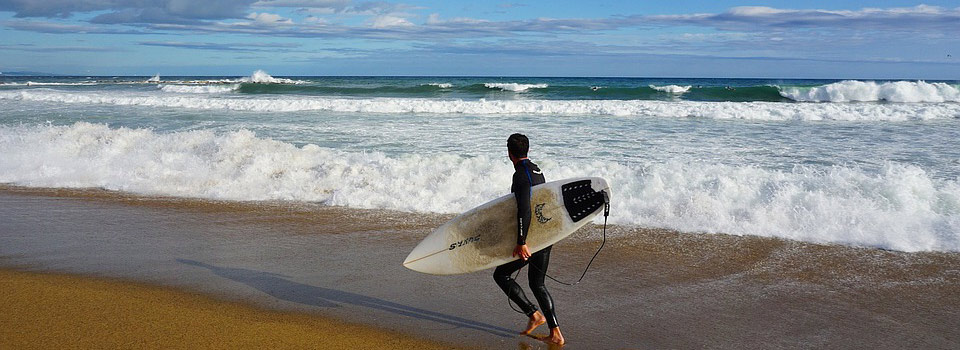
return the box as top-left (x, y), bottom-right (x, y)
top-left (507, 133), bottom-right (529, 162)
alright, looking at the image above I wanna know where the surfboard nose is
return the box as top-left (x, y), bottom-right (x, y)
top-left (403, 239), bottom-right (455, 275)
top-left (403, 253), bottom-right (453, 275)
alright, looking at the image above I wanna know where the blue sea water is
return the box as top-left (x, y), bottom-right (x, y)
top-left (1, 72), bottom-right (959, 252)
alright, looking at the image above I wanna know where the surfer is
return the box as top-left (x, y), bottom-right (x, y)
top-left (493, 133), bottom-right (565, 345)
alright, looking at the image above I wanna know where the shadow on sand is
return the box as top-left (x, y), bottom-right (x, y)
top-left (177, 259), bottom-right (516, 338)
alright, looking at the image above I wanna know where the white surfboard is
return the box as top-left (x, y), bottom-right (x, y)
top-left (403, 177), bottom-right (611, 275)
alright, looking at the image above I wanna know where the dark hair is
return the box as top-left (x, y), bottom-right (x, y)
top-left (507, 133), bottom-right (529, 158)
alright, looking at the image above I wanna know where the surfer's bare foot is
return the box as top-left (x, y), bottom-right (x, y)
top-left (546, 327), bottom-right (565, 346)
top-left (522, 311), bottom-right (546, 335)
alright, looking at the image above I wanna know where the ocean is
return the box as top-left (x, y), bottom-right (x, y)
top-left (2, 71), bottom-right (959, 252)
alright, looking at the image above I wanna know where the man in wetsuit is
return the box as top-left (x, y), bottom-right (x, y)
top-left (493, 133), bottom-right (565, 345)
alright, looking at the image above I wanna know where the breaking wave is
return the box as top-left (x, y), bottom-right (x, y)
top-left (423, 83), bottom-right (453, 89)
top-left (240, 70), bottom-right (305, 84)
top-left (154, 70), bottom-right (307, 85)
top-left (650, 84), bottom-right (692, 94)
top-left (2, 89), bottom-right (958, 121)
top-left (483, 83), bottom-right (549, 92)
top-left (2, 122), bottom-right (958, 252)
top-left (781, 80), bottom-right (960, 103)
top-left (2, 82), bottom-right (100, 86)
top-left (159, 84), bottom-right (240, 94)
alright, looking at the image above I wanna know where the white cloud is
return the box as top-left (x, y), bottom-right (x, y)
top-left (426, 13), bottom-right (489, 26)
top-left (139, 41), bottom-right (300, 51)
top-left (252, 0), bottom-right (349, 8)
top-left (4, 3), bottom-right (959, 45)
top-left (246, 12), bottom-right (293, 24)
top-left (304, 15), bottom-right (326, 24)
top-left (369, 15), bottom-right (413, 28)
top-left (297, 7), bottom-right (337, 14)
top-left (725, 6), bottom-right (791, 17)
top-left (650, 5), bottom-right (960, 32)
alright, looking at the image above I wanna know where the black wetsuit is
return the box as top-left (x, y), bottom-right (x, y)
top-left (493, 158), bottom-right (559, 329)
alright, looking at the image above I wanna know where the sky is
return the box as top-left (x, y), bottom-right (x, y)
top-left (0, 0), bottom-right (958, 78)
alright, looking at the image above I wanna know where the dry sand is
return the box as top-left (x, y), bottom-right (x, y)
top-left (0, 268), bottom-right (466, 349)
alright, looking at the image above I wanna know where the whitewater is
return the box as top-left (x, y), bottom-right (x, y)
top-left (1, 72), bottom-right (959, 252)
top-left (4, 89), bottom-right (960, 121)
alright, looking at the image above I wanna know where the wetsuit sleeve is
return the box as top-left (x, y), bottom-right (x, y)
top-left (514, 169), bottom-right (532, 246)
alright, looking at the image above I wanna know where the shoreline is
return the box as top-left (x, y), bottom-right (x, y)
top-left (2, 185), bottom-right (959, 349)
top-left (0, 268), bottom-right (469, 350)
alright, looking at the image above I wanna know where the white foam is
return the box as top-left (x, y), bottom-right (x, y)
top-left (0, 122), bottom-right (510, 213)
top-left (147, 74), bottom-right (161, 83)
top-left (424, 83), bottom-right (453, 88)
top-left (484, 83), bottom-right (548, 92)
top-left (781, 80), bottom-right (960, 103)
top-left (585, 151), bottom-right (960, 253)
top-left (650, 84), bottom-right (692, 94)
top-left (240, 70), bottom-right (305, 84)
top-left (159, 70), bottom-right (306, 85)
top-left (22, 81), bottom-right (98, 86)
top-left (3, 89), bottom-right (958, 121)
top-left (159, 84), bottom-right (240, 94)
top-left (1, 123), bottom-right (958, 252)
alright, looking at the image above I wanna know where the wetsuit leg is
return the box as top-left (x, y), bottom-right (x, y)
top-left (494, 258), bottom-right (538, 317)
top-left (528, 246), bottom-right (559, 328)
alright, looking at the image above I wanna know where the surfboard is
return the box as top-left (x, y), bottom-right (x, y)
top-left (403, 177), bottom-right (611, 275)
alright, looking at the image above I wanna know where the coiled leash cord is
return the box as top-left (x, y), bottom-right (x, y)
top-left (508, 197), bottom-right (609, 314)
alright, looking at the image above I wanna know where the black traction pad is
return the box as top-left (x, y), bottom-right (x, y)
top-left (562, 179), bottom-right (606, 223)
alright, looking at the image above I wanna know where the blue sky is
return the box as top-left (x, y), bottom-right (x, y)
top-left (1, 0), bottom-right (958, 78)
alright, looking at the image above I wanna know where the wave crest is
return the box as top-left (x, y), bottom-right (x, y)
top-left (650, 84), bottom-right (692, 94)
top-left (159, 84), bottom-right (240, 94)
top-left (18, 82), bottom-right (98, 86)
top-left (483, 83), bottom-right (548, 92)
top-left (422, 83), bottom-right (453, 89)
top-left (780, 80), bottom-right (960, 103)
top-left (3, 89), bottom-right (959, 121)
top-left (241, 70), bottom-right (305, 84)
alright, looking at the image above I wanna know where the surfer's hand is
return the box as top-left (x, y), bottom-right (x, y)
top-left (514, 244), bottom-right (532, 261)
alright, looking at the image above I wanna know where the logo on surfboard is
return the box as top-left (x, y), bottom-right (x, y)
top-left (535, 203), bottom-right (551, 224)
top-left (449, 234), bottom-right (481, 251)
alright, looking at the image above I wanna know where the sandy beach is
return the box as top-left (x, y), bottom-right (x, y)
top-left (0, 268), bottom-right (467, 349)
top-left (2, 185), bottom-right (960, 349)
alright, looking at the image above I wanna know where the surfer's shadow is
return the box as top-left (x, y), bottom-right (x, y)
top-left (177, 258), bottom-right (516, 338)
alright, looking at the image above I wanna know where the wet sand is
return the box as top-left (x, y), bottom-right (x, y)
top-left (1, 185), bottom-right (959, 349)
top-left (0, 269), bottom-right (466, 349)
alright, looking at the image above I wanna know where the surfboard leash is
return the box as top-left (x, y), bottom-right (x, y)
top-left (517, 190), bottom-right (610, 286)
top-left (506, 195), bottom-right (609, 314)
top-left (540, 192), bottom-right (609, 286)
